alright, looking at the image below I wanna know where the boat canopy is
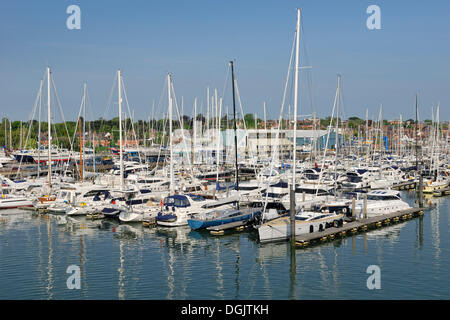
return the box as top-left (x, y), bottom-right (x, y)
top-left (164, 195), bottom-right (191, 207)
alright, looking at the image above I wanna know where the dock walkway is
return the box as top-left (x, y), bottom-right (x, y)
top-left (295, 207), bottom-right (422, 247)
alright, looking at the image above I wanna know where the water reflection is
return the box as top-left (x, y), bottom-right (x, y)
top-left (0, 190), bottom-right (448, 300)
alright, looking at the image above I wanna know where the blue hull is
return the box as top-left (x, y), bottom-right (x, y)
top-left (187, 211), bottom-right (261, 230)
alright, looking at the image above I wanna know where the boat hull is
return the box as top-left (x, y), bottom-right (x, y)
top-left (188, 210), bottom-right (261, 230)
top-left (258, 214), bottom-right (344, 243)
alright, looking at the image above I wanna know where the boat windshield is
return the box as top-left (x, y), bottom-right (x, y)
top-left (348, 176), bottom-right (363, 182)
top-left (367, 195), bottom-right (400, 201)
top-left (188, 194), bottom-right (206, 202)
top-left (164, 196), bottom-right (191, 207)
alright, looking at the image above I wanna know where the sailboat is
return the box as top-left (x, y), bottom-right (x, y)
top-left (257, 9), bottom-right (346, 242)
top-left (422, 104), bottom-right (449, 194)
top-left (187, 61), bottom-right (262, 230)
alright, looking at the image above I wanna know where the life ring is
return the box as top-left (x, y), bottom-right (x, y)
top-left (342, 207), bottom-right (347, 214)
top-left (80, 202), bottom-right (86, 207)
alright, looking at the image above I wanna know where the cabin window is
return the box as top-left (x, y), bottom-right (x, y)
top-left (188, 194), bottom-right (206, 202)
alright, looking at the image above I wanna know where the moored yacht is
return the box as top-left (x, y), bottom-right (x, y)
top-left (352, 190), bottom-right (411, 218)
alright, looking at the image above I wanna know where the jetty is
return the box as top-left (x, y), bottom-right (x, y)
top-left (294, 207), bottom-right (423, 248)
top-left (207, 220), bottom-right (248, 235)
top-left (392, 180), bottom-right (417, 190)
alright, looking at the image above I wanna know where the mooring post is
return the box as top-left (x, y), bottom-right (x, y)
top-left (352, 197), bottom-right (356, 221)
top-left (419, 172), bottom-right (424, 208)
top-left (302, 191), bottom-right (305, 202)
top-left (363, 194), bottom-right (367, 219)
top-left (290, 188), bottom-right (296, 247)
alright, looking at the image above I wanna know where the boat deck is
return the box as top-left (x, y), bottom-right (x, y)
top-left (206, 220), bottom-right (247, 232)
top-left (294, 207), bottom-right (422, 248)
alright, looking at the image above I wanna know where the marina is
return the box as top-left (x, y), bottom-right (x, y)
top-left (0, 191), bottom-right (448, 300)
top-left (0, 2), bottom-right (449, 302)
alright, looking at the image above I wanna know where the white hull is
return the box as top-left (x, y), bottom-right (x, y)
top-left (119, 211), bottom-right (144, 222)
top-left (258, 214), bottom-right (345, 243)
top-left (0, 197), bottom-right (33, 209)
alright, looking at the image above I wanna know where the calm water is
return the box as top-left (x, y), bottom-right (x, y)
top-left (0, 191), bottom-right (448, 300)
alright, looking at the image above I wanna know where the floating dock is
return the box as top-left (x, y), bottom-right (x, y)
top-left (295, 207), bottom-right (423, 248)
top-left (432, 187), bottom-right (450, 197)
top-left (392, 180), bottom-right (417, 190)
top-left (207, 220), bottom-right (248, 235)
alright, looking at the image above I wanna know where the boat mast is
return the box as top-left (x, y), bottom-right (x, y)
top-left (47, 67), bottom-right (52, 189)
top-left (83, 82), bottom-right (86, 180)
top-left (415, 94), bottom-right (418, 170)
top-left (79, 115), bottom-right (83, 182)
top-left (193, 97), bottom-right (197, 166)
top-left (292, 8), bottom-right (301, 191)
top-left (230, 61), bottom-right (239, 209)
top-left (118, 69), bottom-right (124, 190)
top-left (37, 79), bottom-right (43, 177)
top-left (168, 73), bottom-right (174, 195)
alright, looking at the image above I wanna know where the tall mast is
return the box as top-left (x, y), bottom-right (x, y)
top-left (79, 116), bottom-right (83, 182)
top-left (230, 61), bottom-right (239, 208)
top-left (47, 67), bottom-right (52, 189)
top-left (3, 118), bottom-right (6, 150)
top-left (193, 97), bottom-right (197, 165)
top-left (83, 82), bottom-right (86, 180)
top-left (263, 101), bottom-right (267, 131)
top-left (168, 73), bottom-right (174, 194)
top-left (415, 94), bottom-right (418, 170)
top-left (37, 79), bottom-right (43, 177)
top-left (335, 75), bottom-right (341, 168)
top-left (365, 108), bottom-right (369, 157)
top-left (292, 8), bottom-right (301, 190)
top-left (118, 69), bottom-right (124, 190)
top-left (20, 122), bottom-right (22, 150)
top-left (215, 89), bottom-right (220, 176)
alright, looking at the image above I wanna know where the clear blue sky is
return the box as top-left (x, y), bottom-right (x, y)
top-left (1, 0), bottom-right (449, 122)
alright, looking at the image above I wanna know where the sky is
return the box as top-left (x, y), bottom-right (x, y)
top-left (0, 0), bottom-right (449, 123)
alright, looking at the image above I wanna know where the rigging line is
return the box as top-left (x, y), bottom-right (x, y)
top-left (261, 29), bottom-right (296, 212)
top-left (315, 80), bottom-right (339, 197)
top-left (170, 79), bottom-right (193, 173)
top-left (219, 64), bottom-right (231, 110)
top-left (14, 80), bottom-right (43, 178)
top-left (120, 76), bottom-right (144, 165)
top-left (155, 80), bottom-right (170, 170)
top-left (69, 87), bottom-right (85, 178)
top-left (98, 74), bottom-right (117, 140)
top-left (50, 74), bottom-right (74, 153)
top-left (234, 78), bottom-right (258, 168)
top-left (300, 17), bottom-right (317, 117)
